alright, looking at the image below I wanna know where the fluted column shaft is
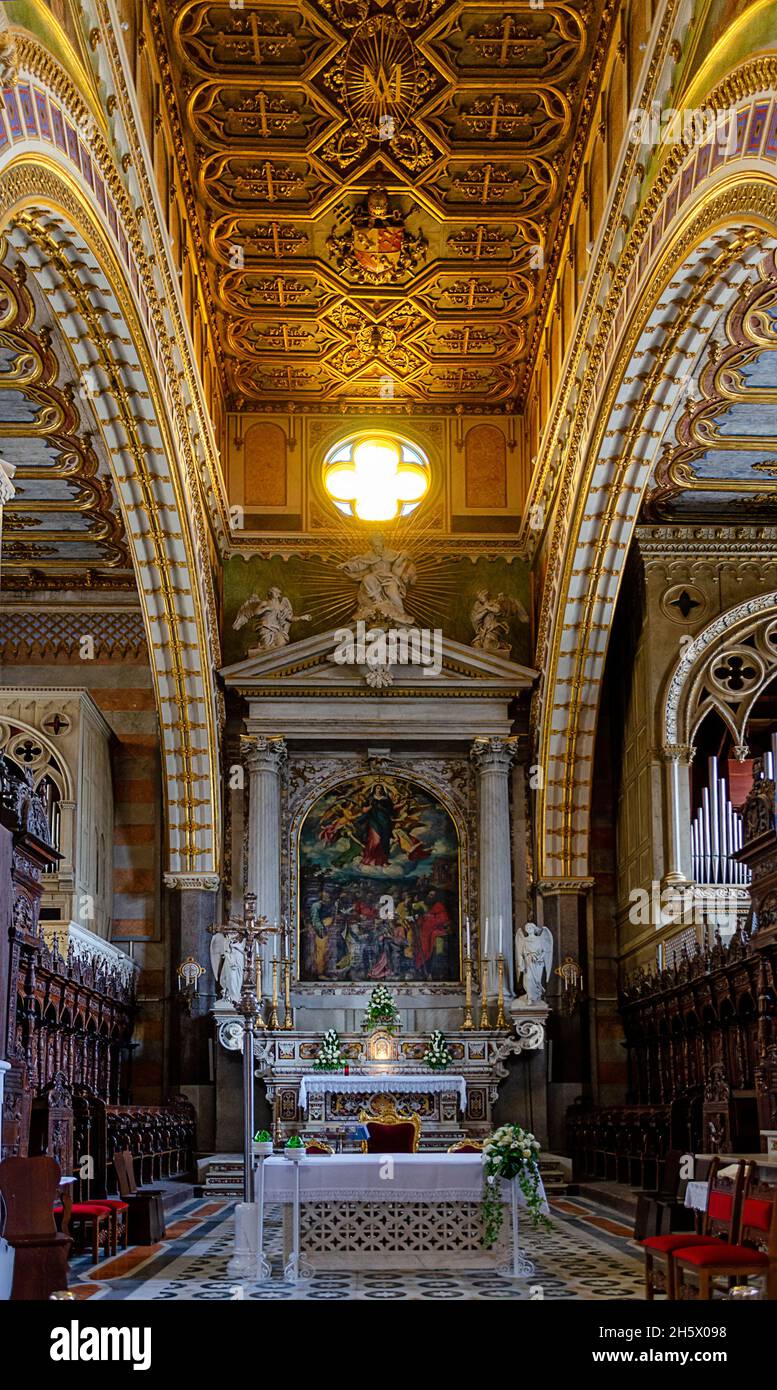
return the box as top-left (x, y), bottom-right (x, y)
top-left (471, 737), bottom-right (517, 996)
top-left (245, 736), bottom-right (287, 997)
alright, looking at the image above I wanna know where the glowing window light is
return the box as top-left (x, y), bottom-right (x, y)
top-left (323, 434), bottom-right (430, 521)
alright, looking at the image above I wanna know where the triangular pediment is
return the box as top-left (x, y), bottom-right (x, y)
top-left (221, 627), bottom-right (537, 694)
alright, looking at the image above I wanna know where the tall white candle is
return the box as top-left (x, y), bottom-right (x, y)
top-left (498, 916), bottom-right (503, 957)
top-left (465, 916), bottom-right (471, 958)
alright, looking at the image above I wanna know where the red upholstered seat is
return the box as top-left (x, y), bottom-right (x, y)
top-left (641, 1232), bottom-right (722, 1253)
top-left (675, 1242), bottom-right (769, 1268)
top-left (366, 1122), bottom-right (417, 1154)
top-left (70, 1203), bottom-right (113, 1216)
top-left (92, 1199), bottom-right (129, 1211)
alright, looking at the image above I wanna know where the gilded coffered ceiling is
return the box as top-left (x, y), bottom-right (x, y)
top-left (0, 254), bottom-right (133, 590)
top-left (154, 0), bottom-right (613, 409)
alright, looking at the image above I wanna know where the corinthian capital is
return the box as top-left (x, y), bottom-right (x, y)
top-left (662, 743), bottom-right (695, 764)
top-left (470, 736), bottom-right (517, 775)
top-left (242, 735), bottom-right (287, 775)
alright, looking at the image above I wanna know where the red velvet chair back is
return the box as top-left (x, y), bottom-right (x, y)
top-left (701, 1158), bottom-right (748, 1242)
top-left (0, 1155), bottom-right (61, 1240)
top-left (739, 1186), bottom-right (777, 1256)
top-left (366, 1121), bottom-right (417, 1154)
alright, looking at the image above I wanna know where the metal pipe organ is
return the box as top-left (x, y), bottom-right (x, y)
top-left (691, 754), bottom-right (750, 885)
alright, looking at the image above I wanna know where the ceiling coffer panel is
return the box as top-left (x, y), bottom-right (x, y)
top-left (156, 0), bottom-right (610, 409)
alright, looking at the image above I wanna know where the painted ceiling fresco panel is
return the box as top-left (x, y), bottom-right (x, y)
top-left (157, 0), bottom-right (609, 406)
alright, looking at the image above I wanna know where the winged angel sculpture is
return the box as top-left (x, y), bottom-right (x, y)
top-left (514, 922), bottom-right (554, 1006)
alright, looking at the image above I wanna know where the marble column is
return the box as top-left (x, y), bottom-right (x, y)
top-left (471, 736), bottom-right (517, 997)
top-left (662, 743), bottom-right (694, 885)
top-left (244, 736), bottom-right (287, 998)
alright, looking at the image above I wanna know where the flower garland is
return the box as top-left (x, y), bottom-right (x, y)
top-left (313, 1027), bottom-right (345, 1071)
top-left (362, 985), bottom-right (401, 1033)
top-left (481, 1124), bottom-right (550, 1246)
top-left (424, 1029), bottom-right (452, 1071)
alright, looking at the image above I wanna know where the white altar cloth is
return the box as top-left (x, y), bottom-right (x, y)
top-left (263, 1152), bottom-right (548, 1206)
top-left (297, 1071), bottom-right (467, 1112)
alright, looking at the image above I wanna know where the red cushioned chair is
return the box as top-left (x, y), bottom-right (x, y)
top-left (675, 1179), bottom-right (777, 1301)
top-left (641, 1157), bottom-right (747, 1300)
top-left (448, 1141), bottom-right (484, 1153)
top-left (304, 1140), bottom-right (334, 1156)
top-left (57, 1201), bottom-right (112, 1265)
top-left (360, 1103), bottom-right (421, 1154)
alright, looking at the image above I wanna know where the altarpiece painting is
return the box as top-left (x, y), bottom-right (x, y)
top-left (298, 775), bottom-right (461, 984)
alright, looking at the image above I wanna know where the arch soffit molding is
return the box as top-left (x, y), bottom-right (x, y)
top-left (537, 162), bottom-right (777, 877)
top-left (0, 160), bottom-right (221, 876)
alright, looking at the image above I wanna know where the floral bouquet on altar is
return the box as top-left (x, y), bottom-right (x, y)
top-left (424, 1029), bottom-right (452, 1071)
top-left (481, 1124), bottom-right (550, 1246)
top-left (313, 1027), bottom-right (345, 1071)
top-left (362, 985), bottom-right (401, 1033)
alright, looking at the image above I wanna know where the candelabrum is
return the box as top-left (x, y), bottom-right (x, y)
top-left (479, 956), bottom-right (490, 1030)
top-left (268, 959), bottom-right (280, 1030)
top-left (461, 953), bottom-right (474, 1030)
top-left (495, 954), bottom-right (509, 1030)
top-left (210, 893), bottom-right (279, 1203)
top-left (283, 952), bottom-right (294, 1030)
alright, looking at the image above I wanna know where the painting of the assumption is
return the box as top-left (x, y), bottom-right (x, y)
top-left (298, 776), bottom-right (461, 984)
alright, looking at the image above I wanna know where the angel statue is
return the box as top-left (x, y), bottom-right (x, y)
top-left (514, 921), bottom-right (554, 1006)
top-left (209, 931), bottom-right (246, 1008)
top-left (470, 590), bottom-right (529, 657)
top-left (233, 586), bottom-right (311, 653)
top-left (338, 535), bottom-right (416, 627)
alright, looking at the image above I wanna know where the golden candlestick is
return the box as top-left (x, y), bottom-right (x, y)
top-left (461, 953), bottom-right (474, 1030)
top-left (495, 954), bottom-right (509, 1029)
top-left (268, 959), bottom-right (280, 1029)
top-left (283, 957), bottom-right (294, 1030)
top-left (479, 956), bottom-right (490, 1030)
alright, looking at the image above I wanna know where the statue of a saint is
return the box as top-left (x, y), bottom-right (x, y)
top-left (470, 590), bottom-right (528, 657)
top-left (514, 922), bottom-right (554, 1006)
top-left (233, 586), bottom-right (311, 653)
top-left (339, 534), bottom-right (416, 626)
top-left (209, 931), bottom-right (246, 1007)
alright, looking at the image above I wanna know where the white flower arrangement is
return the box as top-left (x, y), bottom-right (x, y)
top-left (313, 1027), bottom-right (345, 1071)
top-left (363, 985), bottom-right (401, 1033)
top-left (424, 1029), bottom-right (452, 1071)
top-left (481, 1123), bottom-right (549, 1245)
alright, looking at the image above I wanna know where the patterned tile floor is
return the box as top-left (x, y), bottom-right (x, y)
top-left (67, 1194), bottom-right (646, 1301)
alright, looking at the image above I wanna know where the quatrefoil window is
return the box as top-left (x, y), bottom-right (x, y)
top-left (712, 654), bottom-right (758, 692)
top-left (323, 432), bottom-right (430, 522)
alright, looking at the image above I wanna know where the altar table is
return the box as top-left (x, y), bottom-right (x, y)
top-left (297, 1071), bottom-right (467, 1113)
top-left (260, 1153), bottom-right (544, 1273)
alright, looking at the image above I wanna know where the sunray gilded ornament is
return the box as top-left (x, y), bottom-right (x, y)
top-left (327, 186), bottom-right (426, 285)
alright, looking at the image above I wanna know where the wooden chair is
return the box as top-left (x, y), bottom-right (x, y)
top-left (0, 1156), bottom-right (72, 1299)
top-left (641, 1158), bottom-right (746, 1300)
top-left (634, 1150), bottom-right (695, 1242)
top-left (113, 1150), bottom-right (165, 1244)
top-left (448, 1140), bottom-right (484, 1153)
top-left (359, 1098), bottom-right (421, 1153)
top-left (675, 1173), bottom-right (777, 1301)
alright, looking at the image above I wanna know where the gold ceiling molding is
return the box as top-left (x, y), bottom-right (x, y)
top-left (0, 254), bottom-right (131, 586)
top-left (526, 47), bottom-right (777, 545)
top-left (0, 159), bottom-right (222, 875)
top-left (537, 182), bottom-right (777, 878)
top-left (11, 25), bottom-right (230, 573)
top-left (152, 0), bottom-right (613, 409)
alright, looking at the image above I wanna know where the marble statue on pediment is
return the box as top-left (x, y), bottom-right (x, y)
top-left (339, 534), bottom-right (416, 626)
top-left (470, 590), bottom-right (528, 657)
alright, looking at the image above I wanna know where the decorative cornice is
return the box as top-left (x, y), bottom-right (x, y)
top-left (164, 873), bottom-right (221, 892)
